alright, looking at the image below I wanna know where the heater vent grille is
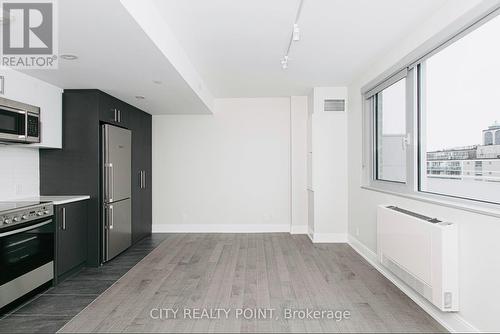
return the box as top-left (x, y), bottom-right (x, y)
top-left (381, 255), bottom-right (433, 300)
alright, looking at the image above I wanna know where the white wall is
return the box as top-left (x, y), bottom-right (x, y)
top-left (347, 0), bottom-right (500, 332)
top-left (0, 146), bottom-right (39, 200)
top-left (0, 69), bottom-right (62, 201)
top-left (152, 97), bottom-right (307, 232)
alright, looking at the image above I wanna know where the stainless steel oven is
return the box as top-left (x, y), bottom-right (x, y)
top-left (0, 96), bottom-right (40, 143)
top-left (0, 202), bottom-right (54, 309)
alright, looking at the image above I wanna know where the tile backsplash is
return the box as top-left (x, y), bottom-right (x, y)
top-left (0, 146), bottom-right (39, 200)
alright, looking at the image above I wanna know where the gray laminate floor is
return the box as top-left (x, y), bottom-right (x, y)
top-left (0, 234), bottom-right (169, 333)
top-left (56, 234), bottom-right (445, 333)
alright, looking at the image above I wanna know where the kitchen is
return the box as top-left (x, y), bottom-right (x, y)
top-left (0, 68), bottom-right (153, 322)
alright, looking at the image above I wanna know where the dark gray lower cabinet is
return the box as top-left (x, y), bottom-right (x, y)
top-left (55, 200), bottom-right (88, 281)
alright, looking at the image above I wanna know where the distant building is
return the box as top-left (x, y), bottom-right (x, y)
top-left (426, 123), bottom-right (500, 182)
top-left (482, 121), bottom-right (500, 146)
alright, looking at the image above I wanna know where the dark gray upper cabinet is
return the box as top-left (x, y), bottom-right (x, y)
top-left (40, 89), bottom-right (152, 267)
top-left (55, 200), bottom-right (88, 281)
top-left (99, 92), bottom-right (130, 128)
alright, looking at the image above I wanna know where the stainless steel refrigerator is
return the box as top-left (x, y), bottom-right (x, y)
top-left (102, 124), bottom-right (132, 262)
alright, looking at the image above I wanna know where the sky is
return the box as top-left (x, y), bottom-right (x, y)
top-left (425, 14), bottom-right (500, 151)
top-left (381, 78), bottom-right (406, 135)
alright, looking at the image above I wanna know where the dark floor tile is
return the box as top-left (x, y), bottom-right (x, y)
top-left (69, 266), bottom-right (129, 281)
top-left (45, 279), bottom-right (115, 296)
top-left (0, 314), bottom-right (70, 333)
top-left (13, 294), bottom-right (96, 317)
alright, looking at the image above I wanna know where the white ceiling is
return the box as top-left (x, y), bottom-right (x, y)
top-left (21, 0), bottom-right (211, 115)
top-left (21, 0), bottom-right (449, 114)
top-left (153, 0), bottom-right (448, 97)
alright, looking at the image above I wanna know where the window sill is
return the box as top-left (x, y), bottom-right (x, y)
top-left (360, 185), bottom-right (500, 219)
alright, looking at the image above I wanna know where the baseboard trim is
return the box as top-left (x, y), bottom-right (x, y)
top-left (310, 232), bottom-right (347, 243)
top-left (290, 225), bottom-right (308, 234)
top-left (152, 224), bottom-right (291, 233)
top-left (347, 235), bottom-right (478, 333)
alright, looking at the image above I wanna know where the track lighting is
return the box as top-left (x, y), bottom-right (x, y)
top-left (280, 0), bottom-right (305, 69)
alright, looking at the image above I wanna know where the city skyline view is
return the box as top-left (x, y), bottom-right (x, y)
top-left (424, 14), bottom-right (500, 152)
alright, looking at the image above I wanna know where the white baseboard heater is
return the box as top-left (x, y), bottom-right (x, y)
top-left (377, 205), bottom-right (459, 312)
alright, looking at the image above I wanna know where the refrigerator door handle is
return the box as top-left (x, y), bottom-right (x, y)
top-left (102, 204), bottom-right (112, 263)
top-left (109, 204), bottom-right (114, 230)
top-left (105, 163), bottom-right (114, 202)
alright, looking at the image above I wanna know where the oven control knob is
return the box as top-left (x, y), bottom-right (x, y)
top-left (13, 216), bottom-right (21, 222)
top-left (43, 210), bottom-right (49, 215)
top-left (4, 219), bottom-right (11, 224)
top-left (22, 215), bottom-right (28, 220)
top-left (37, 211), bottom-right (43, 216)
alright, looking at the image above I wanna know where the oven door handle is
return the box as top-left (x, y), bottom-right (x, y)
top-left (0, 219), bottom-right (52, 238)
top-left (0, 105), bottom-right (27, 114)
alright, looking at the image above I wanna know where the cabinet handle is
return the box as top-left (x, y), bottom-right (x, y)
top-left (140, 170), bottom-right (146, 189)
top-left (113, 108), bottom-right (117, 122)
top-left (62, 207), bottom-right (66, 230)
top-left (118, 109), bottom-right (121, 123)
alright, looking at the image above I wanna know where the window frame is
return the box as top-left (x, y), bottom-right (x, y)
top-left (364, 68), bottom-right (417, 194)
top-left (362, 5), bottom-right (500, 208)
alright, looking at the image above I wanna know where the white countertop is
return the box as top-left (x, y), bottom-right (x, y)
top-left (20, 195), bottom-right (90, 205)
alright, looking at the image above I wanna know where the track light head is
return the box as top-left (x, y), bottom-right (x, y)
top-left (281, 55), bottom-right (289, 70)
top-left (293, 23), bottom-right (300, 41)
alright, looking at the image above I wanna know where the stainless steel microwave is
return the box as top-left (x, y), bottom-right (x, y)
top-left (0, 96), bottom-right (40, 143)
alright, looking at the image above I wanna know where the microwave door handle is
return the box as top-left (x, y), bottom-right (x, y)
top-left (24, 112), bottom-right (28, 140)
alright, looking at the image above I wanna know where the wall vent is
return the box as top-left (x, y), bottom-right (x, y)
top-left (324, 99), bottom-right (345, 112)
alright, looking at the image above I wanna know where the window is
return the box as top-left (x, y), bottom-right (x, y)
top-left (484, 132), bottom-right (493, 146)
top-left (364, 8), bottom-right (500, 205)
top-left (375, 79), bottom-right (407, 183)
top-left (419, 13), bottom-right (500, 204)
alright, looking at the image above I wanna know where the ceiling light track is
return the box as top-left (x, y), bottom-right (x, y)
top-left (281, 0), bottom-right (305, 69)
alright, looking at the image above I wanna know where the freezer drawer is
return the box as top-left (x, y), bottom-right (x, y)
top-left (103, 199), bottom-right (131, 262)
